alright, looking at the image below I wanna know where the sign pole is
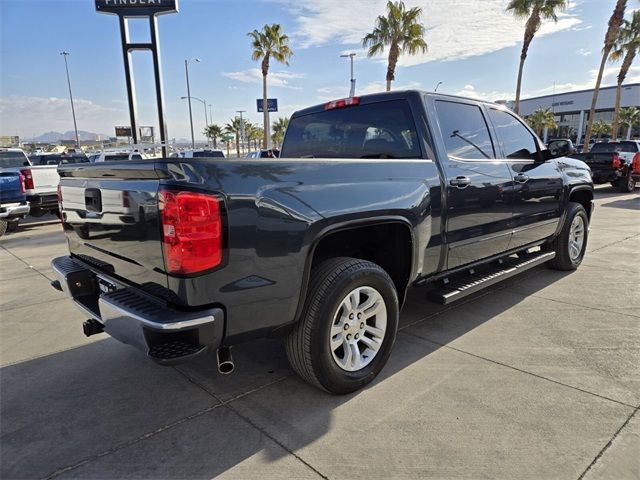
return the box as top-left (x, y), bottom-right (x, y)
top-left (149, 16), bottom-right (168, 157)
top-left (118, 16), bottom-right (139, 146)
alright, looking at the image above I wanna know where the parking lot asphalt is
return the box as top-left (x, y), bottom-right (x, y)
top-left (1, 185), bottom-right (638, 480)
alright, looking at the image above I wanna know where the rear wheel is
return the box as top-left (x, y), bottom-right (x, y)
top-left (543, 202), bottom-right (589, 271)
top-left (285, 257), bottom-right (399, 394)
top-left (619, 172), bottom-right (636, 193)
top-left (610, 180), bottom-right (619, 188)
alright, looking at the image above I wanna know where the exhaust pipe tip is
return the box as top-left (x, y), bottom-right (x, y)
top-left (216, 347), bottom-right (234, 375)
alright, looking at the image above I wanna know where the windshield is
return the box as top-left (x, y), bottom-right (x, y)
top-left (0, 151), bottom-right (29, 168)
top-left (590, 142), bottom-right (638, 153)
top-left (282, 100), bottom-right (422, 159)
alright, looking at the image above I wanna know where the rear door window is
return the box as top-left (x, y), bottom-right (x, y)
top-left (282, 100), bottom-right (422, 159)
top-left (590, 141), bottom-right (638, 153)
top-left (489, 109), bottom-right (539, 160)
top-left (435, 101), bottom-right (495, 160)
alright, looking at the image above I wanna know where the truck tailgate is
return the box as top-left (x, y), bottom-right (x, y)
top-left (58, 161), bottom-right (168, 292)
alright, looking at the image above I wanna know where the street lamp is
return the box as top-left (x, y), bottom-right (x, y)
top-left (184, 57), bottom-right (201, 149)
top-left (340, 53), bottom-right (357, 97)
top-left (181, 95), bottom-right (208, 134)
top-left (434, 81), bottom-right (443, 92)
top-left (60, 52), bottom-right (79, 148)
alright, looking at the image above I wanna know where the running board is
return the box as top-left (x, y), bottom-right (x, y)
top-left (427, 251), bottom-right (556, 305)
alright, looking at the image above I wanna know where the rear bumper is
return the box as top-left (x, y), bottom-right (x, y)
top-left (51, 255), bottom-right (224, 365)
top-left (0, 202), bottom-right (30, 219)
top-left (590, 170), bottom-right (617, 184)
top-left (27, 193), bottom-right (58, 209)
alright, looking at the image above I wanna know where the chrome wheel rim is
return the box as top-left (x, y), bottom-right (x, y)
top-left (628, 175), bottom-right (635, 190)
top-left (568, 215), bottom-right (585, 261)
top-left (329, 286), bottom-right (387, 372)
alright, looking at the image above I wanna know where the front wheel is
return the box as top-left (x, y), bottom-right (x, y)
top-left (285, 257), bottom-right (399, 394)
top-left (543, 202), bottom-right (589, 271)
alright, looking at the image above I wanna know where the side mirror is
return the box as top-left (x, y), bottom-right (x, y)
top-left (546, 140), bottom-right (571, 158)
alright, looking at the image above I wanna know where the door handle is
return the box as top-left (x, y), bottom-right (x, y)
top-left (449, 176), bottom-right (471, 188)
top-left (514, 174), bottom-right (529, 183)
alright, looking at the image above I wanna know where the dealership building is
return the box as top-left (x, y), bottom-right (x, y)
top-left (519, 83), bottom-right (640, 143)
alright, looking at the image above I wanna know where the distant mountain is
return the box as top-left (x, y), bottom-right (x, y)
top-left (28, 130), bottom-right (110, 143)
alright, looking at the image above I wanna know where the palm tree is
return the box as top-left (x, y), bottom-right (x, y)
top-left (582, 0), bottom-right (627, 152)
top-left (224, 117), bottom-right (243, 158)
top-left (620, 106), bottom-right (640, 139)
top-left (203, 124), bottom-right (223, 149)
top-left (591, 120), bottom-right (612, 140)
top-left (506, 0), bottom-right (567, 114)
top-left (362, 1), bottom-right (428, 92)
top-left (248, 24), bottom-right (293, 149)
top-left (271, 117), bottom-right (289, 148)
top-left (525, 107), bottom-right (557, 137)
top-left (610, 10), bottom-right (640, 138)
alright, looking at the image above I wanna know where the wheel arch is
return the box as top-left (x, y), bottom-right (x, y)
top-left (292, 217), bottom-right (416, 326)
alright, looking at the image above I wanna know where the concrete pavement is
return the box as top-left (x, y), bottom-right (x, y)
top-left (1, 186), bottom-right (638, 479)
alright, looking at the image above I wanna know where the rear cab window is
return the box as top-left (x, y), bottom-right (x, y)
top-left (282, 100), bottom-right (422, 159)
top-left (590, 141), bottom-right (638, 153)
top-left (0, 151), bottom-right (30, 168)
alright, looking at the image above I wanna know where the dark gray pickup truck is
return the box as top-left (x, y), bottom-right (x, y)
top-left (51, 91), bottom-right (594, 393)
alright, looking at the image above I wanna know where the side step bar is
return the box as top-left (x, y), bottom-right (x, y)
top-left (427, 251), bottom-right (555, 305)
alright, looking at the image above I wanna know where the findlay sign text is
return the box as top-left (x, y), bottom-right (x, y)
top-left (95, 0), bottom-right (178, 16)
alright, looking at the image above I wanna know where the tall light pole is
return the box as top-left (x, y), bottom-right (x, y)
top-left (60, 51), bottom-right (79, 148)
top-left (340, 53), bottom-right (357, 97)
top-left (181, 96), bottom-right (208, 145)
top-left (208, 104), bottom-right (213, 124)
top-left (434, 81), bottom-right (443, 92)
top-left (184, 57), bottom-right (200, 149)
top-left (237, 110), bottom-right (246, 155)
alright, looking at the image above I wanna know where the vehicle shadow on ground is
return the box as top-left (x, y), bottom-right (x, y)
top-left (0, 266), bottom-right (571, 479)
top-left (599, 197), bottom-right (640, 210)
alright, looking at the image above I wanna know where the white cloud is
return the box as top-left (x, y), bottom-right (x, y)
top-left (0, 96), bottom-right (123, 138)
top-left (454, 84), bottom-right (515, 103)
top-left (576, 48), bottom-right (592, 56)
top-left (221, 68), bottom-right (305, 89)
top-left (280, 0), bottom-right (581, 66)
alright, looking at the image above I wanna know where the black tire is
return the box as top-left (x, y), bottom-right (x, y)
top-left (610, 180), bottom-right (619, 188)
top-left (285, 257), bottom-right (399, 394)
top-left (29, 208), bottom-right (45, 218)
top-left (6, 220), bottom-right (19, 233)
top-left (543, 202), bottom-right (589, 271)
top-left (0, 219), bottom-right (7, 238)
top-left (619, 171), bottom-right (636, 193)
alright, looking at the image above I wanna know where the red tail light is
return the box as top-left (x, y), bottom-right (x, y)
top-left (20, 168), bottom-right (34, 190)
top-left (159, 189), bottom-right (223, 275)
top-left (57, 184), bottom-right (62, 203)
top-left (612, 154), bottom-right (621, 169)
top-left (122, 191), bottom-right (130, 208)
top-left (632, 153), bottom-right (640, 174)
top-left (324, 96), bottom-right (360, 110)
top-left (19, 174), bottom-right (26, 194)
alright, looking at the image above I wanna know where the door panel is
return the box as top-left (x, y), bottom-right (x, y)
top-left (434, 100), bottom-right (514, 269)
top-left (487, 108), bottom-right (563, 249)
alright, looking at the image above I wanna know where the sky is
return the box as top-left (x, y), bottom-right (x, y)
top-left (1, 0), bottom-right (638, 141)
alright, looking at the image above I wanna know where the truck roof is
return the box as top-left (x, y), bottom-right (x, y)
top-left (291, 89), bottom-right (506, 118)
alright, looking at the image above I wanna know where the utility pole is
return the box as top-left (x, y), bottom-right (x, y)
top-left (237, 110), bottom-right (246, 155)
top-left (60, 51), bottom-right (80, 148)
top-left (340, 53), bottom-right (356, 97)
top-left (184, 57), bottom-right (200, 149)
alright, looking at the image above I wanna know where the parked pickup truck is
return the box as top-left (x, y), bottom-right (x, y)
top-left (0, 171), bottom-right (29, 236)
top-left (567, 140), bottom-right (640, 192)
top-left (0, 148), bottom-right (60, 217)
top-left (51, 91), bottom-right (594, 394)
